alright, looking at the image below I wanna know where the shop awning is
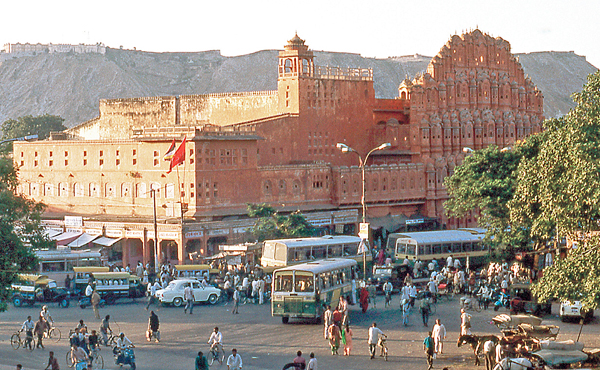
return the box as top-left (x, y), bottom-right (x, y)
top-left (68, 233), bottom-right (99, 248)
top-left (43, 229), bottom-right (63, 238)
top-left (52, 231), bottom-right (83, 242)
top-left (92, 236), bottom-right (121, 247)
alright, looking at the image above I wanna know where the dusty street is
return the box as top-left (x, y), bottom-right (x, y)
top-left (1, 295), bottom-right (598, 370)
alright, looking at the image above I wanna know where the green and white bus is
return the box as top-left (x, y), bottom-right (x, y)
top-left (271, 258), bottom-right (357, 324)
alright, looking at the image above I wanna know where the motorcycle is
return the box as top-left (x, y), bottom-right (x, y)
top-left (78, 296), bottom-right (106, 309)
top-left (493, 290), bottom-right (510, 311)
top-left (114, 346), bottom-right (136, 369)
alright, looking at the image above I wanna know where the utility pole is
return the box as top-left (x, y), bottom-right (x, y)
top-left (151, 188), bottom-right (160, 274)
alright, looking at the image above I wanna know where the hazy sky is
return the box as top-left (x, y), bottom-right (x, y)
top-left (2, 0), bottom-right (599, 68)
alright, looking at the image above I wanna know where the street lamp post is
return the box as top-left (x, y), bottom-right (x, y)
top-left (337, 142), bottom-right (391, 279)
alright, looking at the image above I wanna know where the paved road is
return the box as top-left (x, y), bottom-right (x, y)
top-left (1, 295), bottom-right (598, 370)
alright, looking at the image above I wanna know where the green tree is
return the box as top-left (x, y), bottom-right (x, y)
top-left (516, 71), bottom-right (600, 307)
top-left (247, 203), bottom-right (314, 241)
top-left (443, 140), bottom-right (544, 260)
top-left (0, 157), bottom-right (51, 311)
top-left (1, 114), bottom-right (66, 151)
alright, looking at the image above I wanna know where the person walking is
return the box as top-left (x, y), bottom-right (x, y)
top-left (91, 289), bottom-right (101, 319)
top-left (44, 351), bottom-right (60, 370)
top-left (323, 305), bottom-right (332, 339)
top-left (342, 324), bottom-right (353, 356)
top-left (232, 288), bottom-right (240, 314)
top-left (184, 283), bottom-right (194, 314)
top-left (402, 298), bottom-right (411, 326)
top-left (226, 348), bottom-right (242, 370)
top-left (432, 319), bottom-right (446, 356)
top-left (423, 331), bottom-right (435, 370)
top-left (367, 322), bottom-right (385, 359)
top-left (258, 277), bottom-right (265, 305)
top-left (327, 322), bottom-right (341, 355)
top-left (195, 351), bottom-right (209, 370)
top-left (146, 280), bottom-right (161, 310)
top-left (460, 308), bottom-right (472, 335)
top-left (307, 352), bottom-right (317, 370)
top-left (366, 281), bottom-right (377, 309)
top-left (147, 311), bottom-right (160, 342)
top-left (34, 315), bottom-right (46, 349)
top-left (419, 297), bottom-right (432, 327)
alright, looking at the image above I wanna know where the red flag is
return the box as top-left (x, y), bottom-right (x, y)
top-left (167, 136), bottom-right (186, 173)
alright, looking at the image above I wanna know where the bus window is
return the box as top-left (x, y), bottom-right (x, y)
top-left (423, 245), bottom-right (432, 255)
top-left (452, 243), bottom-right (462, 253)
top-left (463, 243), bottom-right (473, 252)
top-left (406, 245), bottom-right (416, 255)
top-left (331, 271), bottom-right (338, 286)
top-left (343, 243), bottom-right (358, 256)
top-left (418, 246), bottom-right (425, 256)
top-left (275, 244), bottom-right (288, 263)
top-left (303, 247), bottom-right (311, 261)
top-left (274, 272), bottom-right (293, 292)
top-left (323, 272), bottom-right (331, 289)
top-left (442, 244), bottom-right (451, 253)
top-left (295, 272), bottom-right (314, 292)
top-left (396, 243), bottom-right (407, 254)
top-left (312, 246), bottom-right (327, 259)
top-left (329, 244), bottom-right (343, 258)
top-left (433, 244), bottom-right (442, 254)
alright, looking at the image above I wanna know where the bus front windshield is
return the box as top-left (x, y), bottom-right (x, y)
top-left (295, 272), bottom-right (314, 293)
top-left (273, 272), bottom-right (294, 292)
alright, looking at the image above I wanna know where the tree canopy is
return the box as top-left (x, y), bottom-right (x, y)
top-left (0, 157), bottom-right (51, 311)
top-left (445, 70), bottom-right (600, 308)
top-left (1, 114), bottom-right (66, 151)
top-left (247, 203), bottom-right (314, 242)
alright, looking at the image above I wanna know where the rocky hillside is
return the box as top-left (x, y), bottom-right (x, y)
top-left (0, 47), bottom-right (597, 127)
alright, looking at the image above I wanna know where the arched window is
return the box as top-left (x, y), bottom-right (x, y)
top-left (284, 59), bottom-right (293, 73)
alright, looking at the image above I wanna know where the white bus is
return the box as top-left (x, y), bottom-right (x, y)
top-left (35, 249), bottom-right (102, 286)
top-left (261, 235), bottom-right (369, 271)
top-left (272, 258), bottom-right (357, 324)
top-left (387, 229), bottom-right (489, 267)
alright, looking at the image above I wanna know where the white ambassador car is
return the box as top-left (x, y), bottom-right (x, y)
top-left (560, 300), bottom-right (594, 322)
top-left (156, 279), bottom-right (221, 306)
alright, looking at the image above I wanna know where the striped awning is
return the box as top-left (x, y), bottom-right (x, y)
top-left (92, 236), bottom-right (122, 247)
top-left (68, 233), bottom-right (99, 248)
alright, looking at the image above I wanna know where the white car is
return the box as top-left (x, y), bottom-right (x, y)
top-left (560, 301), bottom-right (593, 322)
top-left (156, 279), bottom-right (221, 306)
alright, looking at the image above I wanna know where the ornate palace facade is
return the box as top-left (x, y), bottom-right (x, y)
top-left (14, 30), bottom-right (543, 266)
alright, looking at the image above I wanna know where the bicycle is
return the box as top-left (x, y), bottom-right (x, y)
top-left (377, 335), bottom-right (388, 361)
top-left (90, 346), bottom-right (104, 369)
top-left (209, 344), bottom-right (225, 365)
top-left (384, 291), bottom-right (392, 307)
top-left (10, 331), bottom-right (36, 351)
top-left (46, 325), bottom-right (62, 342)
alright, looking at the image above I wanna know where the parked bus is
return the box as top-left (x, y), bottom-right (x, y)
top-left (261, 235), bottom-right (369, 271)
top-left (271, 258), bottom-right (357, 324)
top-left (387, 230), bottom-right (489, 267)
top-left (35, 249), bottom-right (102, 286)
top-left (173, 265), bottom-right (220, 281)
top-left (73, 266), bottom-right (111, 293)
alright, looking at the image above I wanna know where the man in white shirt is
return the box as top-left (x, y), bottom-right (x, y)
top-left (432, 319), bottom-right (446, 355)
top-left (226, 348), bottom-right (242, 370)
top-left (460, 308), bottom-right (472, 335)
top-left (258, 277), bottom-right (265, 305)
top-left (115, 332), bottom-right (134, 364)
top-left (446, 255), bottom-right (453, 269)
top-left (208, 327), bottom-right (224, 355)
top-left (146, 280), bottom-right (161, 310)
top-left (184, 284), bottom-right (194, 314)
top-left (368, 322), bottom-right (385, 359)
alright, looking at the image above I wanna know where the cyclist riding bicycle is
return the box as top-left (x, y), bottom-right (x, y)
top-left (70, 342), bottom-right (90, 370)
top-left (207, 327), bottom-right (223, 355)
top-left (100, 315), bottom-right (112, 346)
top-left (40, 306), bottom-right (54, 335)
top-left (383, 280), bottom-right (393, 306)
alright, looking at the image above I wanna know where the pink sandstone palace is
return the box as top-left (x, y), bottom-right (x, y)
top-left (13, 30), bottom-right (544, 266)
